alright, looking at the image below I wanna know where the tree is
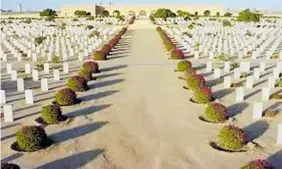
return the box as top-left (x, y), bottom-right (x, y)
top-left (74, 10), bottom-right (91, 17)
top-left (177, 10), bottom-right (192, 17)
top-left (216, 12), bottom-right (220, 17)
top-left (154, 8), bottom-right (174, 19)
top-left (204, 10), bottom-right (211, 17)
top-left (223, 20), bottom-right (232, 27)
top-left (113, 10), bottom-right (120, 17)
top-left (194, 12), bottom-right (198, 16)
top-left (224, 12), bottom-right (232, 17)
top-left (102, 10), bottom-right (110, 17)
top-left (139, 10), bottom-right (146, 16)
top-left (237, 9), bottom-right (261, 22)
top-left (40, 8), bottom-right (57, 17)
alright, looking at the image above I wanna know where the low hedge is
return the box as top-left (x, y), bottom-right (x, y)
top-left (218, 125), bottom-right (247, 150)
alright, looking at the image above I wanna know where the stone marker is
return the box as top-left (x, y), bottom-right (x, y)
top-left (214, 68), bottom-right (221, 79)
top-left (224, 62), bottom-right (230, 72)
top-left (277, 124), bottom-right (282, 144)
top-left (240, 62), bottom-right (250, 72)
top-left (260, 62), bottom-right (265, 72)
top-left (11, 70), bottom-right (17, 81)
top-left (6, 63), bottom-right (12, 74)
top-left (32, 69), bottom-right (39, 81)
top-left (53, 69), bottom-right (60, 81)
top-left (0, 90), bottom-right (6, 104)
top-left (17, 78), bottom-right (24, 91)
top-left (262, 87), bottom-right (270, 101)
top-left (268, 76), bottom-right (275, 88)
top-left (206, 62), bottom-right (212, 72)
top-left (254, 68), bottom-right (260, 79)
top-left (41, 78), bottom-right (49, 91)
top-left (25, 64), bottom-right (31, 74)
top-left (252, 103), bottom-right (263, 120)
top-left (236, 87), bottom-right (244, 102)
top-left (224, 76), bottom-right (231, 88)
top-left (63, 63), bottom-right (69, 74)
top-left (44, 63), bottom-right (50, 74)
top-left (246, 76), bottom-right (254, 89)
top-left (25, 89), bottom-right (34, 104)
top-left (234, 68), bottom-right (241, 80)
top-left (3, 105), bottom-right (14, 122)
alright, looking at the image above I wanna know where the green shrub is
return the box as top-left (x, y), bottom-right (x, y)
top-left (223, 20), bottom-right (232, 27)
top-left (93, 50), bottom-right (106, 60)
top-left (276, 78), bottom-right (282, 87)
top-left (177, 60), bottom-right (192, 72)
top-left (218, 125), bottom-right (247, 150)
top-left (240, 159), bottom-right (273, 169)
top-left (1, 163), bottom-right (21, 169)
top-left (55, 88), bottom-right (78, 106)
top-left (23, 18), bottom-right (32, 24)
top-left (263, 109), bottom-right (278, 118)
top-left (72, 18), bottom-right (79, 21)
top-left (79, 68), bottom-right (92, 81)
top-left (186, 74), bottom-right (206, 90)
top-left (51, 55), bottom-right (60, 63)
top-left (35, 61), bottom-right (44, 71)
top-left (183, 68), bottom-right (196, 79)
top-left (67, 75), bottom-right (89, 92)
top-left (40, 104), bottom-right (65, 124)
top-left (193, 88), bottom-right (213, 104)
top-left (204, 102), bottom-right (228, 123)
top-left (16, 126), bottom-right (51, 151)
top-left (34, 36), bottom-right (46, 46)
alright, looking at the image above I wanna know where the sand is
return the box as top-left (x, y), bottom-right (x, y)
top-left (1, 19), bottom-right (282, 169)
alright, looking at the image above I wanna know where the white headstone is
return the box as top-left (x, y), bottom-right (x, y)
top-left (11, 70), bottom-right (17, 81)
top-left (260, 62), bottom-right (265, 72)
top-left (32, 69), bottom-right (39, 81)
top-left (224, 76), bottom-right (231, 89)
top-left (41, 78), bottom-right (49, 91)
top-left (206, 61), bottom-right (212, 72)
top-left (277, 124), bottom-right (282, 144)
top-left (43, 63), bottom-right (50, 74)
top-left (63, 63), bottom-right (69, 74)
top-left (6, 63), bottom-right (12, 74)
top-left (246, 76), bottom-right (254, 89)
top-left (268, 76), bottom-right (275, 88)
top-left (17, 78), bottom-right (24, 91)
top-left (262, 87), bottom-right (270, 101)
top-left (25, 64), bottom-right (31, 74)
top-left (240, 62), bottom-right (250, 72)
top-left (236, 87), bottom-right (244, 102)
top-left (252, 103), bottom-right (263, 120)
top-left (25, 89), bottom-right (34, 104)
top-left (234, 68), bottom-right (241, 80)
top-left (224, 62), bottom-right (230, 72)
top-left (3, 105), bottom-right (14, 122)
top-left (0, 90), bottom-right (6, 104)
top-left (53, 69), bottom-right (60, 81)
top-left (253, 68), bottom-right (260, 79)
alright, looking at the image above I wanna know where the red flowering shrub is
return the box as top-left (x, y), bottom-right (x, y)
top-left (187, 74), bottom-right (206, 90)
top-left (171, 48), bottom-right (185, 60)
top-left (120, 27), bottom-right (127, 35)
top-left (193, 87), bottom-right (213, 104)
top-left (93, 50), bottom-right (106, 60)
top-left (204, 102), bottom-right (228, 123)
top-left (79, 68), bottom-right (92, 81)
top-left (101, 44), bottom-right (111, 55)
top-left (109, 38), bottom-right (119, 48)
top-left (55, 88), bottom-right (78, 106)
top-left (67, 75), bottom-right (89, 92)
top-left (183, 67), bottom-right (196, 79)
top-left (240, 159), bottom-right (273, 169)
top-left (218, 125), bottom-right (247, 150)
top-left (82, 60), bottom-right (100, 74)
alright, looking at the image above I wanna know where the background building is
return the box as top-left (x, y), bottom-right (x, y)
top-left (60, 5), bottom-right (104, 17)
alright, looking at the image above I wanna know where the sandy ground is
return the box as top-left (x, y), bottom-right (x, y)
top-left (1, 20), bottom-right (282, 169)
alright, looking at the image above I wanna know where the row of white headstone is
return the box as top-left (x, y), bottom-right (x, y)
top-left (234, 87), bottom-right (273, 102)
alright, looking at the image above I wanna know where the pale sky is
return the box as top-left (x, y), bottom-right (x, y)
top-left (1, 0), bottom-right (282, 11)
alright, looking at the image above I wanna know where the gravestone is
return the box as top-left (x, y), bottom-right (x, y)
top-left (214, 68), bottom-right (221, 79)
top-left (0, 90), bottom-right (6, 104)
top-left (44, 63), bottom-right (50, 74)
top-left (25, 89), bottom-right (34, 104)
top-left (252, 103), bottom-right (263, 120)
top-left (224, 62), bottom-right (230, 72)
top-left (262, 87), bottom-right (270, 101)
top-left (6, 63), bottom-right (12, 74)
top-left (254, 68), bottom-right (260, 79)
top-left (233, 68), bottom-right (241, 80)
top-left (246, 76), bottom-right (254, 89)
top-left (206, 62), bottom-right (212, 72)
top-left (25, 64), bottom-right (31, 74)
top-left (240, 62), bottom-right (250, 72)
top-left (260, 62), bottom-right (265, 72)
top-left (63, 63), bottom-right (69, 74)
top-left (41, 78), bottom-right (49, 91)
top-left (17, 78), bottom-right (24, 91)
top-left (224, 76), bottom-right (231, 88)
top-left (3, 105), bottom-right (14, 122)
top-left (32, 69), bottom-right (39, 81)
top-left (268, 76), bottom-right (275, 88)
top-left (236, 87), bottom-right (244, 102)
top-left (11, 70), bottom-right (17, 81)
top-left (277, 124), bottom-right (282, 144)
top-left (53, 69), bottom-right (60, 81)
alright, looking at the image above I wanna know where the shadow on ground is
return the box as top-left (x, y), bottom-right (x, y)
top-left (36, 149), bottom-right (104, 169)
top-left (243, 120), bottom-right (269, 142)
